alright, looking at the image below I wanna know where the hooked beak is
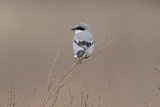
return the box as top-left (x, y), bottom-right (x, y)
top-left (71, 27), bottom-right (76, 31)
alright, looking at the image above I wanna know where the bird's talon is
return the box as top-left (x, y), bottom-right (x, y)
top-left (84, 56), bottom-right (88, 59)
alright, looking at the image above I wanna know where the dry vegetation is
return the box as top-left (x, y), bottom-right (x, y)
top-left (5, 71), bottom-right (18, 107)
top-left (40, 25), bottom-right (120, 107)
top-left (1, 25), bottom-right (121, 107)
top-left (138, 65), bottom-right (160, 107)
top-left (152, 65), bottom-right (160, 97)
top-left (2, 24), bottom-right (160, 107)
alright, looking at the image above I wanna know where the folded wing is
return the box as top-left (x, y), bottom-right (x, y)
top-left (74, 40), bottom-right (94, 50)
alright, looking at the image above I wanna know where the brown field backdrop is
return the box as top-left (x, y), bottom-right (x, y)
top-left (0, 0), bottom-right (160, 107)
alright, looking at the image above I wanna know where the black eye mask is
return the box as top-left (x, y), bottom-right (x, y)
top-left (71, 27), bottom-right (85, 31)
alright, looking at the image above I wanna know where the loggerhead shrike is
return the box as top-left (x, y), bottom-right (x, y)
top-left (71, 22), bottom-right (94, 61)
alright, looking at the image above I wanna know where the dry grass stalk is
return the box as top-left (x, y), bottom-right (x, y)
top-left (150, 64), bottom-right (160, 98)
top-left (150, 87), bottom-right (159, 97)
top-left (40, 25), bottom-right (120, 107)
top-left (0, 100), bottom-right (1, 107)
top-left (138, 95), bottom-right (150, 107)
top-left (7, 72), bottom-right (18, 107)
top-left (40, 33), bottom-right (68, 107)
top-left (66, 82), bottom-right (73, 107)
top-left (140, 64), bottom-right (160, 107)
top-left (105, 80), bottom-right (111, 107)
top-left (82, 37), bottom-right (117, 64)
top-left (30, 86), bottom-right (37, 107)
top-left (81, 24), bottom-right (121, 64)
top-left (80, 88), bottom-right (83, 107)
top-left (50, 92), bottom-right (59, 107)
top-left (98, 87), bottom-right (101, 107)
top-left (95, 24), bottom-right (121, 48)
top-left (84, 80), bottom-right (93, 107)
top-left (153, 65), bottom-right (160, 73)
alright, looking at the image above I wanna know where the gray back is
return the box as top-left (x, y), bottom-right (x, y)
top-left (74, 31), bottom-right (94, 42)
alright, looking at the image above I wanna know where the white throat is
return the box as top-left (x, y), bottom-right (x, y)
top-left (75, 30), bottom-right (83, 34)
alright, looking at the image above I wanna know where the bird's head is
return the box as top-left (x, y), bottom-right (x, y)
top-left (71, 22), bottom-right (92, 34)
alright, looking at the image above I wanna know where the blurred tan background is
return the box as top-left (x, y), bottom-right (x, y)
top-left (0, 0), bottom-right (160, 107)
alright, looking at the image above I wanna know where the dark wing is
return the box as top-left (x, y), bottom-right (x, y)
top-left (74, 40), bottom-right (94, 50)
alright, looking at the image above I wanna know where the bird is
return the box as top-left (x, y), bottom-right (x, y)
top-left (71, 22), bottom-right (94, 62)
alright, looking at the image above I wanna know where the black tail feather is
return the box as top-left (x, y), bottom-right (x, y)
top-left (76, 50), bottom-right (85, 58)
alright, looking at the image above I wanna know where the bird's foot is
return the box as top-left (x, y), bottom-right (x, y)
top-left (84, 56), bottom-right (88, 59)
top-left (79, 58), bottom-right (82, 64)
